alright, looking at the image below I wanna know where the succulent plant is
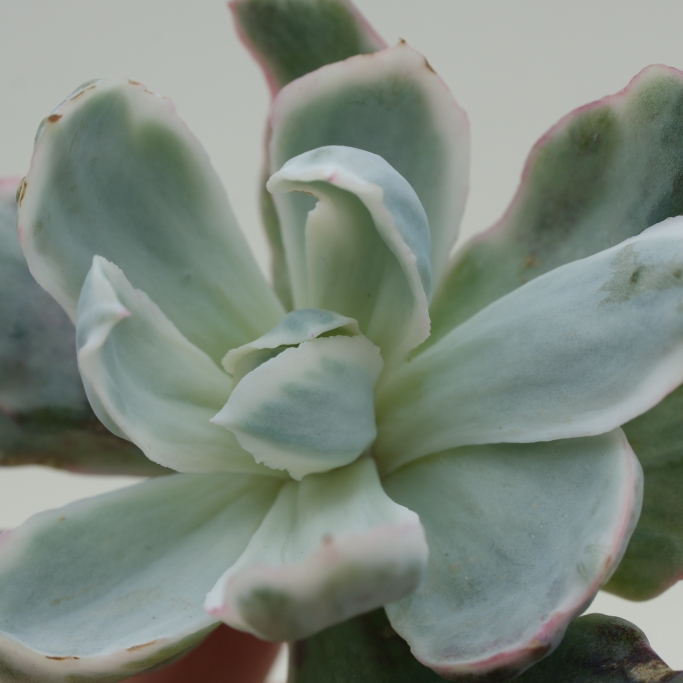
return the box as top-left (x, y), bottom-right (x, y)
top-left (1, 1), bottom-right (683, 681)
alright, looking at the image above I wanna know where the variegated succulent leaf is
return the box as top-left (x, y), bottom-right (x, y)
top-left (232, 0), bottom-right (386, 309)
top-left (427, 65), bottom-right (683, 349)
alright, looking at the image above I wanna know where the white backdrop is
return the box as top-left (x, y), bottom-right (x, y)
top-left (0, 0), bottom-right (682, 670)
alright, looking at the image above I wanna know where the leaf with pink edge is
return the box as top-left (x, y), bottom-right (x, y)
top-left (205, 458), bottom-right (428, 641)
top-left (427, 65), bottom-right (683, 349)
top-left (382, 431), bottom-right (641, 680)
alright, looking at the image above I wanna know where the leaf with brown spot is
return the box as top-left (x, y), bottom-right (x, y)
top-left (127, 640), bottom-right (158, 653)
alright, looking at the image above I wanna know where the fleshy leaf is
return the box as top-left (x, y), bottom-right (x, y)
top-left (0, 410), bottom-right (169, 477)
top-left (428, 65), bottom-right (683, 348)
top-left (382, 432), bottom-right (642, 679)
top-left (223, 308), bottom-right (359, 385)
top-left (514, 614), bottom-right (683, 683)
top-left (288, 610), bottom-right (445, 683)
top-left (605, 384), bottom-right (683, 599)
top-left (290, 611), bottom-right (683, 683)
top-left (231, 0), bottom-right (385, 95)
top-left (0, 178), bottom-right (83, 415)
top-left (77, 257), bottom-right (280, 477)
top-left (268, 145), bottom-right (431, 363)
top-left (18, 79), bottom-right (283, 364)
top-left (376, 218), bottom-right (683, 472)
top-left (269, 41), bottom-right (469, 287)
top-left (233, 0), bottom-right (387, 307)
top-left (205, 458), bottom-right (428, 641)
top-left (0, 178), bottom-right (163, 476)
top-left (0, 473), bottom-right (282, 682)
top-left (213, 335), bottom-right (382, 479)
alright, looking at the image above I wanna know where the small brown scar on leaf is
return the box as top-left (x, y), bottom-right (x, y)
top-left (70, 85), bottom-right (96, 101)
top-left (397, 38), bottom-right (407, 45)
top-left (16, 179), bottom-right (26, 205)
top-left (128, 79), bottom-right (141, 86)
top-left (58, 516), bottom-right (65, 522)
top-left (127, 640), bottom-right (158, 652)
top-left (15, 178), bottom-right (26, 204)
top-left (423, 57), bottom-right (436, 74)
top-left (46, 656), bottom-right (79, 661)
top-left (47, 114), bottom-right (62, 123)
top-left (524, 254), bottom-right (539, 268)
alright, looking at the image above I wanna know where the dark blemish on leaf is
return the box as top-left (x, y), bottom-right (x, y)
top-left (600, 244), bottom-right (683, 305)
top-left (47, 114), bottom-right (62, 123)
top-left (524, 254), bottom-right (539, 269)
top-left (16, 179), bottom-right (26, 205)
top-left (128, 80), bottom-right (141, 86)
top-left (423, 57), bottom-right (436, 74)
top-left (58, 516), bottom-right (65, 522)
top-left (46, 656), bottom-right (79, 661)
top-left (127, 640), bottom-right (158, 652)
top-left (70, 85), bottom-right (97, 101)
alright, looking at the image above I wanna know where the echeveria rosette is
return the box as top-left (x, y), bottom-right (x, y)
top-left (0, 2), bottom-right (682, 682)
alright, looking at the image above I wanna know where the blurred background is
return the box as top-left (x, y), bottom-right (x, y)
top-left (0, 0), bottom-right (682, 674)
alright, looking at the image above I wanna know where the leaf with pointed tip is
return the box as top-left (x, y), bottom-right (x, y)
top-left (232, 0), bottom-right (385, 308)
top-left (0, 178), bottom-right (164, 477)
top-left (427, 65), bottom-right (683, 350)
top-left (515, 614), bottom-right (683, 683)
top-left (605, 384), bottom-right (683, 600)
